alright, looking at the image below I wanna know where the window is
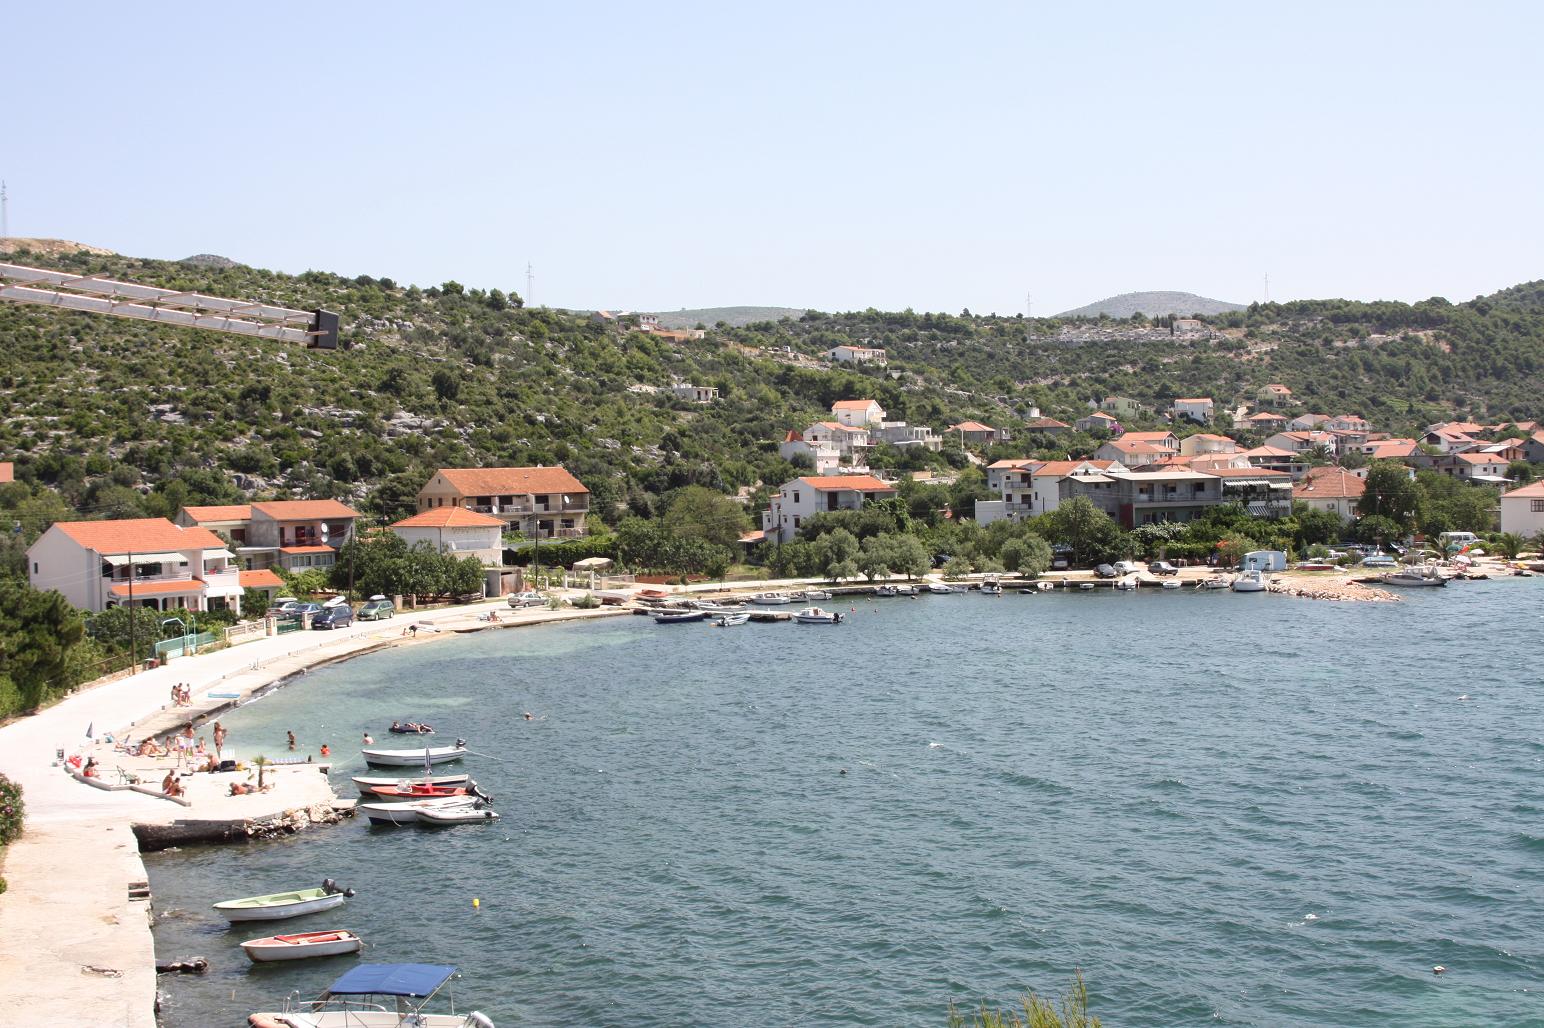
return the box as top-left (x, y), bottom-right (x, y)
top-left (792, 491), bottom-right (801, 503)
top-left (1532, 499), bottom-right (1544, 513)
top-left (793, 516), bottom-right (802, 527)
top-left (34, 562), bottom-right (39, 574)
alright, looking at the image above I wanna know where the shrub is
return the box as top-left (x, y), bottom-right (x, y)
top-left (0, 772), bottom-right (24, 847)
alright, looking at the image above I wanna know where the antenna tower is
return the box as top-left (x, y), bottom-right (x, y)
top-left (526, 263), bottom-right (534, 306)
top-left (1026, 292), bottom-right (1033, 319)
top-left (1, 181), bottom-right (8, 240)
top-left (1264, 272), bottom-right (1270, 304)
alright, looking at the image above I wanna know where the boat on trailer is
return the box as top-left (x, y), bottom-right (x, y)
top-left (215, 881), bottom-right (354, 923)
top-left (248, 962), bottom-right (495, 1027)
top-left (361, 742), bottom-right (467, 767)
top-left (240, 929), bottom-right (363, 963)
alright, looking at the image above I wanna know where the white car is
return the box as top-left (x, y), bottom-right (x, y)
top-left (506, 591), bottom-right (547, 608)
top-left (1113, 560), bottom-right (1142, 575)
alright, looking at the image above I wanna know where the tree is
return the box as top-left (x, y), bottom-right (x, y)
top-left (1358, 461), bottom-right (1420, 528)
top-left (1507, 461), bottom-right (1535, 484)
top-left (1356, 514), bottom-right (1402, 547)
top-left (1216, 532), bottom-right (1258, 566)
top-left (664, 486), bottom-right (750, 549)
top-left (1493, 533), bottom-right (1526, 559)
top-left (1046, 497), bottom-right (1122, 566)
top-left (431, 369), bottom-right (461, 402)
top-left (0, 581), bottom-right (92, 715)
top-left (999, 535), bottom-right (1052, 576)
top-left (883, 533), bottom-right (931, 579)
top-left (814, 528), bottom-right (860, 578)
top-left (1291, 505), bottom-right (1345, 547)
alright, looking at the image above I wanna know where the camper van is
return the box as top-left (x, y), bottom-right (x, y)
top-left (1240, 550), bottom-right (1287, 572)
top-left (1437, 531), bottom-right (1479, 553)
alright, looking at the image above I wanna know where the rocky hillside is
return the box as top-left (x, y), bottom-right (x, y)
top-left (1057, 290), bottom-right (1245, 318)
top-left (646, 306), bottom-right (806, 329)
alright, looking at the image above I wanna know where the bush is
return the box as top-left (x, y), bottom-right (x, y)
top-left (0, 772), bottom-right (24, 847)
top-left (571, 594), bottom-right (601, 609)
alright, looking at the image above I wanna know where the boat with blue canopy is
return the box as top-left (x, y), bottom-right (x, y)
top-left (247, 962), bottom-right (494, 1027)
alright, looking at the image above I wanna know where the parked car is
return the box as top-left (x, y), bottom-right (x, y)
top-left (357, 596), bottom-right (395, 620)
top-left (1051, 557), bottom-right (1070, 571)
top-left (1113, 560), bottom-right (1142, 575)
top-left (312, 604), bottom-right (354, 630)
top-left (294, 602), bottom-right (324, 622)
top-left (1094, 564), bottom-right (1117, 579)
top-left (1148, 561), bottom-right (1179, 576)
top-left (506, 591), bottom-right (547, 609)
top-left (267, 596), bottom-right (302, 617)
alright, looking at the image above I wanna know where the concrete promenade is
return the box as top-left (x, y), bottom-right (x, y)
top-left (0, 598), bottom-right (624, 1028)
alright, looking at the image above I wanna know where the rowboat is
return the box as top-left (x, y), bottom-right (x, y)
top-left (694, 601), bottom-right (746, 615)
top-left (361, 742), bottom-right (467, 767)
top-left (416, 802), bottom-right (502, 826)
top-left (240, 929), bottom-right (363, 963)
top-left (248, 963), bottom-right (494, 1028)
top-left (750, 591), bottom-right (793, 605)
top-left (652, 609), bottom-right (707, 624)
top-left (712, 612), bottom-right (750, 627)
top-left (214, 883), bottom-right (353, 923)
top-left (1380, 567), bottom-right (1448, 587)
top-left (365, 783), bottom-right (474, 803)
top-left (352, 773), bottom-right (469, 796)
top-left (793, 606), bottom-right (844, 624)
top-left (359, 797), bottom-right (475, 826)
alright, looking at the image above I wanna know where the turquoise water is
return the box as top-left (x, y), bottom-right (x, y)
top-left (146, 583), bottom-right (1544, 1025)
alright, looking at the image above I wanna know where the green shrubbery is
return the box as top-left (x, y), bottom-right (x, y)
top-left (0, 771), bottom-right (25, 891)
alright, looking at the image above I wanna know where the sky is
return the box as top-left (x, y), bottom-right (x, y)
top-left (6, 1), bottom-right (1542, 315)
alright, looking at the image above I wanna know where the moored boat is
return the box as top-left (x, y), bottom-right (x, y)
top-left (361, 742), bottom-right (467, 767)
top-left (980, 579), bottom-right (1003, 595)
top-left (248, 963), bottom-right (494, 1027)
top-left (1231, 570), bottom-right (1268, 592)
top-left (694, 601), bottom-right (746, 615)
top-left (926, 582), bottom-right (955, 594)
top-left (353, 773), bottom-right (469, 796)
top-left (1197, 576), bottom-right (1230, 590)
top-left (215, 882), bottom-right (354, 922)
top-left (653, 609), bottom-right (707, 624)
top-left (240, 929), bottom-right (363, 963)
top-left (894, 584), bottom-right (919, 596)
top-left (416, 802), bottom-right (501, 826)
top-left (796, 588), bottom-right (832, 601)
top-left (873, 585), bottom-right (898, 597)
top-left (1380, 566), bottom-right (1448, 587)
top-left (750, 591), bottom-right (794, 605)
top-left (712, 612), bottom-right (750, 627)
top-left (365, 782), bottom-right (480, 803)
top-left (793, 606), bottom-right (844, 624)
top-left (1161, 579), bottom-right (1183, 590)
top-left (359, 797), bottom-right (479, 826)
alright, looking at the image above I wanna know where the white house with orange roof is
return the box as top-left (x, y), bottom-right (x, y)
top-left (831, 399), bottom-right (885, 429)
top-left (1170, 398), bottom-right (1214, 424)
top-left (1421, 426), bottom-right (1480, 454)
top-left (1178, 433), bottom-right (1239, 456)
top-left (176, 504), bottom-right (255, 545)
top-left (803, 421), bottom-right (872, 459)
top-left (1120, 431), bottom-right (1179, 453)
top-left (1289, 413), bottom-right (1332, 431)
top-left (779, 429), bottom-right (841, 476)
top-left (27, 517), bottom-right (244, 613)
top-left (1500, 481), bottom-right (1544, 536)
top-left (242, 500), bottom-right (361, 572)
top-left (977, 460), bottom-right (1127, 525)
top-left (417, 466), bottom-right (589, 541)
top-left (1263, 430), bottom-right (1341, 456)
top-left (947, 421), bottom-right (1002, 446)
top-left (1430, 452), bottom-right (1511, 484)
top-left (1095, 438), bottom-right (1170, 467)
top-left (1292, 466), bottom-right (1366, 520)
top-left (1257, 383), bottom-right (1294, 408)
top-left (391, 507), bottom-right (506, 567)
top-left (762, 475), bottom-right (898, 543)
top-left (826, 344), bottom-right (888, 366)
top-left (1358, 438), bottom-right (1420, 461)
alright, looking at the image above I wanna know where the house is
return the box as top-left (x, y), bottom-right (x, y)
top-left (1022, 416), bottom-right (1071, 436)
top-left (1120, 431), bottom-right (1180, 454)
top-left (803, 421), bottom-right (872, 462)
top-left (1172, 318), bottom-right (1209, 336)
top-left (0, 462), bottom-right (11, 483)
top-left (1244, 445), bottom-right (1310, 480)
top-left (1241, 411), bottom-right (1290, 431)
top-left (831, 399), bottom-right (885, 428)
top-left (176, 504), bottom-right (255, 545)
top-left (947, 421), bottom-right (1001, 446)
top-left (1358, 438), bottom-right (1420, 461)
top-left (27, 517), bottom-right (243, 613)
top-left (1500, 481), bottom-right (1544, 536)
top-left (390, 507), bottom-right (510, 595)
top-left (1524, 431), bottom-right (1544, 464)
top-left (873, 422), bottom-right (942, 450)
top-left (1421, 426), bottom-right (1479, 453)
top-left (1327, 414), bottom-right (1373, 433)
top-left (1080, 470), bottom-right (1226, 529)
top-left (761, 475), bottom-right (898, 543)
top-left (417, 466), bottom-right (589, 541)
top-left (1425, 420), bottom-right (1485, 437)
top-left (1289, 413), bottom-right (1332, 431)
top-left (1014, 460), bottom-right (1124, 518)
top-left (1178, 433), bottom-right (1238, 456)
top-left (985, 458), bottom-right (1039, 493)
top-left (652, 328), bottom-right (706, 342)
top-left (826, 344), bottom-right (888, 366)
top-left (239, 568), bottom-right (285, 606)
top-left (1170, 398), bottom-right (1214, 424)
top-left (1099, 396), bottom-right (1142, 418)
top-left (244, 500), bottom-right (360, 572)
top-left (1477, 438), bottom-right (1526, 463)
top-left (1095, 438), bottom-right (1171, 467)
top-left (1431, 452), bottom-right (1511, 483)
top-left (672, 384), bottom-right (718, 403)
top-left (1257, 383), bottom-right (1294, 408)
top-left (1263, 430), bottom-right (1340, 455)
top-left (1074, 411), bottom-right (1122, 434)
top-left (779, 430), bottom-right (841, 476)
top-left (1292, 466), bottom-right (1366, 520)
top-left (1211, 467), bottom-right (1294, 518)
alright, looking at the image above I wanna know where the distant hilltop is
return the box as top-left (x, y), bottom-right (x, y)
top-left (0, 237), bottom-right (117, 258)
top-left (645, 306), bottom-right (806, 329)
top-left (1057, 290), bottom-right (1245, 319)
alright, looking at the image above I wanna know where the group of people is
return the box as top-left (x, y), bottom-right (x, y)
top-left (169, 682), bottom-right (192, 706)
top-left (390, 720), bottom-right (434, 734)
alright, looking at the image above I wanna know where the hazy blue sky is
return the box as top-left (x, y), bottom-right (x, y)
top-left (7, 2), bottom-right (1541, 314)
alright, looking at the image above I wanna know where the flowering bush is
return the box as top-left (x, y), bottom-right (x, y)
top-left (0, 772), bottom-right (24, 847)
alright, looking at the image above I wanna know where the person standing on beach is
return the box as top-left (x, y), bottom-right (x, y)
top-left (212, 722), bottom-right (227, 759)
top-left (287, 730), bottom-right (296, 751)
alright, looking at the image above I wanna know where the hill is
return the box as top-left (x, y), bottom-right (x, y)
top-left (645, 306), bottom-right (806, 329)
top-left (1057, 290), bottom-right (1245, 319)
top-left (0, 237), bottom-right (117, 258)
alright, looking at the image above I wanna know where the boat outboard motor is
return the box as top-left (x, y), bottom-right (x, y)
top-left (343, 887), bottom-right (356, 897)
top-left (321, 878), bottom-right (337, 894)
top-left (468, 1014), bottom-right (495, 1028)
top-left (456, 738), bottom-right (467, 749)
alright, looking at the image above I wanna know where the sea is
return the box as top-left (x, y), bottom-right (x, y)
top-left (145, 581), bottom-right (1544, 1026)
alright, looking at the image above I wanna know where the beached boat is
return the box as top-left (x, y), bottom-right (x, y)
top-left (926, 582), bottom-right (955, 594)
top-left (750, 591), bottom-right (794, 605)
top-left (653, 609), bottom-right (707, 624)
top-left (1078, 582), bottom-right (1096, 591)
top-left (873, 585), bottom-right (898, 597)
top-left (361, 742), bottom-right (467, 767)
top-left (793, 606), bottom-right (844, 624)
top-left (796, 588), bottom-right (832, 601)
top-left (416, 802), bottom-right (501, 826)
top-left (240, 929), bottom-right (363, 963)
top-left (248, 963), bottom-right (494, 1027)
top-left (1231, 570), bottom-right (1268, 592)
top-left (358, 797), bottom-right (480, 826)
top-left (1380, 567), bottom-right (1448, 587)
top-left (712, 612), bottom-right (750, 627)
top-left (352, 773), bottom-right (469, 796)
top-left (215, 883), bottom-right (353, 923)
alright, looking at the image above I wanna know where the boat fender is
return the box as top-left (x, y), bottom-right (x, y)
top-left (468, 1013), bottom-right (495, 1028)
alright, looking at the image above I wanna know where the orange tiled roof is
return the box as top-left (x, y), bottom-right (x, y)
top-left (832, 399), bottom-right (879, 410)
top-left (53, 518), bottom-right (224, 554)
top-left (252, 499), bottom-right (360, 520)
top-left (1246, 411), bottom-right (1288, 421)
top-left (796, 475), bottom-right (897, 493)
top-left (391, 508), bottom-right (505, 529)
top-left (239, 569), bottom-right (285, 589)
top-left (280, 545), bottom-right (336, 554)
top-left (1292, 467), bottom-right (1366, 500)
top-left (181, 504), bottom-right (253, 523)
top-left (949, 421), bottom-right (995, 432)
top-left (435, 467), bottom-right (589, 496)
top-left (108, 579), bottom-right (204, 597)
top-left (0, 462), bottom-right (12, 483)
top-left (1504, 481), bottom-right (1544, 498)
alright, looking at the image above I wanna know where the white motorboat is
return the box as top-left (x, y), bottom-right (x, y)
top-left (694, 601), bottom-right (746, 615)
top-left (873, 585), bottom-right (898, 597)
top-left (926, 582), bottom-right (955, 594)
top-left (980, 579), bottom-right (1003, 595)
top-left (894, 584), bottom-right (919, 596)
top-left (361, 741), bottom-right (467, 767)
top-left (1161, 580), bottom-right (1183, 590)
top-left (712, 612), bottom-right (750, 627)
top-left (1231, 570), bottom-right (1268, 592)
top-left (793, 606), bottom-right (845, 624)
top-left (750, 591), bottom-right (794, 605)
top-left (1380, 567), bottom-right (1448, 587)
top-left (240, 929), bottom-right (363, 963)
top-left (797, 588), bottom-right (832, 601)
top-left (249, 963), bottom-right (494, 1028)
top-left (359, 797), bottom-right (477, 826)
top-left (1197, 576), bottom-right (1230, 590)
top-left (215, 881), bottom-right (353, 923)
top-left (416, 802), bottom-right (501, 826)
top-left (353, 773), bottom-right (470, 797)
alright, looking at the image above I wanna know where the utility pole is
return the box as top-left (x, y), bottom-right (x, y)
top-left (127, 550), bottom-right (136, 674)
top-left (1, 180), bottom-right (8, 239)
top-left (526, 263), bottom-right (534, 307)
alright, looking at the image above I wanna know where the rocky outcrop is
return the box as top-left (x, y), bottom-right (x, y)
top-left (132, 802), bottom-right (353, 852)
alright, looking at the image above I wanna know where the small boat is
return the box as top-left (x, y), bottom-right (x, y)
top-left (215, 882), bottom-right (353, 923)
top-left (873, 585), bottom-right (898, 597)
top-left (240, 929), bottom-right (363, 963)
top-left (926, 582), bottom-right (955, 594)
top-left (980, 579), bottom-right (1003, 595)
top-left (248, 962), bottom-right (494, 1027)
top-left (1231, 570), bottom-right (1268, 592)
top-left (1078, 582), bottom-right (1096, 591)
top-left (353, 773), bottom-right (468, 796)
top-left (1197, 576), bottom-right (1230, 590)
top-left (1161, 580), bottom-right (1183, 590)
top-left (388, 722), bottom-right (435, 735)
top-left (712, 612), bottom-right (750, 627)
top-left (750, 591), bottom-right (793, 605)
top-left (893, 584), bottom-right (919, 596)
top-left (359, 797), bottom-right (481, 826)
top-left (694, 601), bottom-right (746, 615)
top-left (653, 609), bottom-right (707, 624)
top-left (365, 782), bottom-right (480, 803)
top-left (793, 606), bottom-right (844, 624)
top-left (634, 588), bottom-right (672, 606)
top-left (1380, 567), bottom-right (1448, 587)
top-left (1113, 576), bottom-right (1138, 591)
top-left (361, 741), bottom-right (467, 767)
top-left (416, 802), bottom-right (501, 826)
top-left (797, 588), bottom-right (832, 601)
top-left (1033, 581), bottom-right (1054, 592)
